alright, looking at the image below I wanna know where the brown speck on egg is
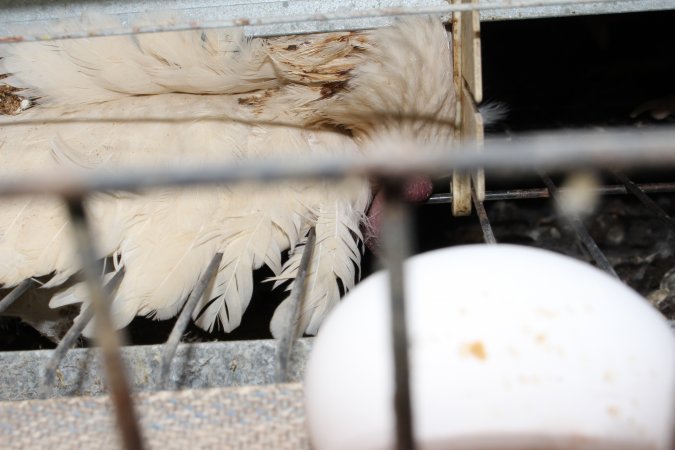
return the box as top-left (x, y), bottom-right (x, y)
top-left (462, 341), bottom-right (487, 360)
top-left (606, 405), bottom-right (621, 417)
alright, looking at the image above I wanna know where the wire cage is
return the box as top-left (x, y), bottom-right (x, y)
top-left (0, 1), bottom-right (674, 449)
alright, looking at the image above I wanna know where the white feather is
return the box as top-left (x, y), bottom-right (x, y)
top-left (315, 16), bottom-right (456, 147)
top-left (0, 17), bottom-right (278, 107)
top-left (270, 181), bottom-right (370, 337)
top-left (0, 16), bottom-right (455, 339)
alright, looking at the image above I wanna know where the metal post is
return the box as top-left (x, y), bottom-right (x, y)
top-left (65, 196), bottom-right (145, 450)
top-left (381, 179), bottom-right (416, 450)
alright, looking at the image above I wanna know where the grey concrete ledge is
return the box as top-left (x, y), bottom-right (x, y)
top-left (0, 338), bottom-right (312, 401)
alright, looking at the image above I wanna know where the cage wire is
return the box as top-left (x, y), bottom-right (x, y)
top-left (0, 1), bottom-right (674, 449)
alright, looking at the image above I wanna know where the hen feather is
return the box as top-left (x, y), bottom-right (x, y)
top-left (0, 16), bottom-right (455, 338)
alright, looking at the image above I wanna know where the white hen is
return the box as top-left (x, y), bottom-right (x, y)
top-left (0, 16), bottom-right (456, 339)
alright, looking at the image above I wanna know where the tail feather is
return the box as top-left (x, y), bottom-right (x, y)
top-left (1, 17), bottom-right (277, 106)
top-left (193, 213), bottom-right (275, 332)
top-left (270, 184), bottom-right (369, 338)
top-left (192, 184), bottom-right (311, 332)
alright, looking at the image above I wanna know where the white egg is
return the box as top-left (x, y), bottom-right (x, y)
top-left (304, 244), bottom-right (675, 450)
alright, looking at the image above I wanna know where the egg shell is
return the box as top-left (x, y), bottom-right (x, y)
top-left (304, 244), bottom-right (675, 450)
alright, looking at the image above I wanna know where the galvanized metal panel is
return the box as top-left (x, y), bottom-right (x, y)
top-left (0, 0), bottom-right (673, 41)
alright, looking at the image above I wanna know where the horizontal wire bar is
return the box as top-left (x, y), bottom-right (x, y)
top-left (0, 127), bottom-right (674, 197)
top-left (427, 182), bottom-right (675, 204)
top-left (0, 0), bottom-right (636, 43)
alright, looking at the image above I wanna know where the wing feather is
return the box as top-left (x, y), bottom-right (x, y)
top-left (270, 183), bottom-right (369, 338)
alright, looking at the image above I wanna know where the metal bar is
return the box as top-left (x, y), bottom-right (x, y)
top-left (472, 188), bottom-right (497, 244)
top-left (0, 128), bottom-right (674, 198)
top-left (0, 278), bottom-right (35, 314)
top-left (381, 180), bottom-right (416, 450)
top-left (0, 0), bottom-right (663, 43)
top-left (64, 196), bottom-right (145, 450)
top-left (0, 114), bottom-right (333, 129)
top-left (428, 182), bottom-right (675, 204)
top-left (159, 252), bottom-right (223, 389)
top-left (276, 227), bottom-right (316, 383)
top-left (42, 269), bottom-right (125, 394)
top-left (540, 174), bottom-right (619, 278)
top-left (612, 171), bottom-right (675, 226)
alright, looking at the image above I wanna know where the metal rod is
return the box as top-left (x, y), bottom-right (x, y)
top-left (0, 114), bottom-right (331, 129)
top-left (611, 171), bottom-right (675, 225)
top-left (428, 182), bottom-right (675, 204)
top-left (276, 227), bottom-right (317, 384)
top-left (540, 174), bottom-right (619, 278)
top-left (159, 252), bottom-right (223, 389)
top-left (472, 189), bottom-right (497, 244)
top-left (0, 278), bottom-right (35, 314)
top-left (0, 127), bottom-right (674, 198)
top-left (65, 196), bottom-right (145, 450)
top-left (382, 180), bottom-right (415, 450)
top-left (43, 308), bottom-right (93, 393)
top-left (0, 0), bottom-right (639, 43)
top-left (42, 269), bottom-right (125, 394)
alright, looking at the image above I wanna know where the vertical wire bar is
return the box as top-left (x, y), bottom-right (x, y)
top-left (612, 171), bottom-right (675, 248)
top-left (42, 269), bottom-right (125, 393)
top-left (0, 279), bottom-right (36, 313)
top-left (276, 227), bottom-right (316, 383)
top-left (540, 174), bottom-right (619, 278)
top-left (611, 171), bottom-right (674, 225)
top-left (382, 180), bottom-right (415, 450)
top-left (65, 196), bottom-right (144, 450)
top-left (159, 252), bottom-right (223, 388)
top-left (472, 188), bottom-right (497, 244)
top-left (43, 308), bottom-right (93, 392)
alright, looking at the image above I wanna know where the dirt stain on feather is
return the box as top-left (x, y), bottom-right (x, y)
top-left (237, 88), bottom-right (277, 115)
top-left (0, 76), bottom-right (24, 115)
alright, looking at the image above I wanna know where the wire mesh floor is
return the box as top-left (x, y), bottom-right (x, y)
top-left (0, 383), bottom-right (308, 450)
